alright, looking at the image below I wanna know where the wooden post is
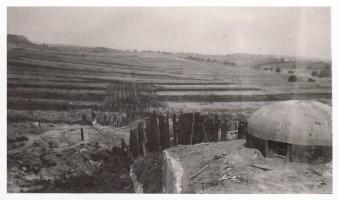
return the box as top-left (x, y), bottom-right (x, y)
top-left (137, 122), bottom-right (145, 156)
top-left (238, 121), bottom-right (243, 139)
top-left (165, 111), bottom-right (170, 148)
top-left (92, 111), bottom-right (96, 121)
top-left (173, 113), bottom-right (178, 146)
top-left (213, 114), bottom-right (219, 142)
top-left (192, 112), bottom-right (204, 144)
top-left (244, 121), bottom-right (248, 139)
top-left (82, 114), bottom-right (87, 123)
top-left (205, 116), bottom-right (214, 142)
top-left (158, 114), bottom-right (166, 150)
top-left (225, 119), bottom-right (229, 141)
top-left (220, 120), bottom-right (227, 141)
top-left (202, 115), bottom-right (209, 142)
top-left (178, 112), bottom-right (183, 145)
top-left (153, 111), bottom-right (160, 151)
top-left (129, 129), bottom-right (139, 158)
top-left (81, 128), bottom-right (84, 141)
top-left (113, 115), bottom-right (116, 127)
top-left (286, 144), bottom-right (293, 162)
top-left (179, 113), bottom-right (193, 145)
top-left (145, 117), bottom-right (151, 153)
top-left (265, 140), bottom-right (271, 157)
top-left (191, 112), bottom-right (197, 144)
top-left (191, 113), bottom-right (195, 144)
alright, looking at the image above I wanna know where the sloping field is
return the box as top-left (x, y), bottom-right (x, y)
top-left (8, 37), bottom-right (332, 116)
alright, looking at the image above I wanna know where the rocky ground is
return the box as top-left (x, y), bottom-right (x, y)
top-left (166, 140), bottom-right (332, 193)
top-left (7, 122), bottom-right (137, 193)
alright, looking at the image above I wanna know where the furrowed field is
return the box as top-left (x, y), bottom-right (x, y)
top-left (7, 35), bottom-right (331, 192)
top-left (7, 35), bottom-right (332, 132)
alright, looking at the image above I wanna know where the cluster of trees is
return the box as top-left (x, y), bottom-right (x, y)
top-left (310, 64), bottom-right (331, 78)
top-left (7, 34), bottom-right (32, 44)
top-left (318, 64), bottom-right (331, 78)
top-left (288, 75), bottom-right (297, 82)
top-left (185, 56), bottom-right (236, 66)
top-left (263, 67), bottom-right (280, 72)
top-left (223, 61), bottom-right (236, 66)
top-left (126, 49), bottom-right (174, 54)
top-left (308, 78), bottom-right (316, 82)
top-left (186, 56), bottom-right (213, 62)
top-left (271, 57), bottom-right (287, 63)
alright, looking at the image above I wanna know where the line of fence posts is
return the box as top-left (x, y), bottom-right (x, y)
top-left (237, 120), bottom-right (248, 139)
top-left (79, 81), bottom-right (153, 127)
top-left (82, 109), bottom-right (144, 128)
top-left (129, 111), bottom-right (248, 158)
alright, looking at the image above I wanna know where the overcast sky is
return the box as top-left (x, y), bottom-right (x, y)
top-left (8, 7), bottom-right (331, 59)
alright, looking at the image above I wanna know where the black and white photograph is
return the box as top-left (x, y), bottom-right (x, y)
top-left (2, 3), bottom-right (336, 196)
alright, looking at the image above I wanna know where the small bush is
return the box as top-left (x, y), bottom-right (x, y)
top-left (288, 75), bottom-right (297, 82)
top-left (318, 64), bottom-right (331, 78)
top-left (275, 67), bottom-right (281, 73)
top-left (311, 71), bottom-right (318, 77)
top-left (308, 78), bottom-right (316, 82)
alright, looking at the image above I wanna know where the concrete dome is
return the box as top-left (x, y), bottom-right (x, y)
top-left (248, 100), bottom-right (332, 146)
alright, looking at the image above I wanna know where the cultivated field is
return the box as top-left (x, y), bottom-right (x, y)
top-left (7, 35), bottom-right (332, 192)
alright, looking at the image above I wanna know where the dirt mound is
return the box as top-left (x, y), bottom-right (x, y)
top-left (7, 122), bottom-right (134, 192)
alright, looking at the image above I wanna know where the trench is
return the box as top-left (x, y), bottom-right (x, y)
top-left (129, 152), bottom-right (163, 193)
top-left (128, 150), bottom-right (184, 194)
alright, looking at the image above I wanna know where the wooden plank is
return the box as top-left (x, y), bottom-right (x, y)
top-left (265, 140), bottom-right (271, 157)
top-left (192, 112), bottom-right (204, 144)
top-left (164, 112), bottom-right (171, 148)
top-left (158, 114), bottom-right (166, 150)
top-left (172, 113), bottom-right (178, 146)
top-left (137, 122), bottom-right (145, 156)
top-left (189, 164), bottom-right (209, 180)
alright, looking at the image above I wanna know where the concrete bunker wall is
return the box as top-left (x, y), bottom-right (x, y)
top-left (245, 134), bottom-right (267, 156)
top-left (291, 145), bottom-right (332, 163)
top-left (246, 134), bottom-right (332, 163)
top-left (162, 150), bottom-right (184, 193)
